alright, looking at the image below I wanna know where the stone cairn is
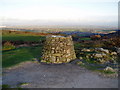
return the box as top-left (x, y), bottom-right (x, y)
top-left (41, 35), bottom-right (76, 64)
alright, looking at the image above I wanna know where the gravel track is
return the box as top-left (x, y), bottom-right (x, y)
top-left (2, 62), bottom-right (118, 88)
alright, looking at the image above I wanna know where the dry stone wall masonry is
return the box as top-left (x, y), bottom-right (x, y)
top-left (41, 35), bottom-right (76, 64)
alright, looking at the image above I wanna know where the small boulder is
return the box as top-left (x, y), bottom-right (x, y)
top-left (94, 53), bottom-right (103, 58)
top-left (104, 67), bottom-right (115, 72)
top-left (117, 48), bottom-right (120, 54)
top-left (96, 48), bottom-right (109, 54)
top-left (79, 57), bottom-right (83, 60)
top-left (111, 52), bottom-right (117, 55)
top-left (76, 61), bottom-right (84, 65)
top-left (81, 48), bottom-right (91, 52)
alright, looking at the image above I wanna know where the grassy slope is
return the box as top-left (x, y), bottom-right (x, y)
top-left (2, 46), bottom-right (43, 68)
top-left (2, 30), bottom-right (45, 68)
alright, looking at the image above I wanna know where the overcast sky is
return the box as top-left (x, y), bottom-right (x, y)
top-left (0, 0), bottom-right (119, 26)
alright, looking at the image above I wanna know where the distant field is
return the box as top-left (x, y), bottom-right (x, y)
top-left (3, 36), bottom-right (45, 42)
top-left (2, 30), bottom-right (46, 42)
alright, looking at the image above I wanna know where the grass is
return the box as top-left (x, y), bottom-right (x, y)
top-left (99, 70), bottom-right (116, 74)
top-left (79, 63), bottom-right (114, 74)
top-left (79, 37), bottom-right (91, 41)
top-left (74, 43), bottom-right (82, 49)
top-left (79, 62), bottom-right (103, 70)
top-left (2, 45), bottom-right (43, 68)
top-left (2, 84), bottom-right (23, 89)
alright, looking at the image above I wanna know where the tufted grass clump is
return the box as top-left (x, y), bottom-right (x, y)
top-left (18, 82), bottom-right (29, 86)
top-left (2, 84), bottom-right (11, 88)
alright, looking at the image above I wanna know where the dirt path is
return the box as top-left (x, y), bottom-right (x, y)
top-left (2, 62), bottom-right (118, 88)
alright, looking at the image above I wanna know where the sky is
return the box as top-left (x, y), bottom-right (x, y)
top-left (0, 0), bottom-right (119, 27)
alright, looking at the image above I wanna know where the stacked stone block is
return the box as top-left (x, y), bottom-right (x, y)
top-left (41, 35), bottom-right (76, 64)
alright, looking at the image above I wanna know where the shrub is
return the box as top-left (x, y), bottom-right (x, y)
top-left (90, 35), bottom-right (101, 40)
top-left (3, 41), bottom-right (15, 51)
top-left (103, 37), bottom-right (120, 48)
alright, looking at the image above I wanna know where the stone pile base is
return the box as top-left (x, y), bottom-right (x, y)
top-left (41, 35), bottom-right (76, 64)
